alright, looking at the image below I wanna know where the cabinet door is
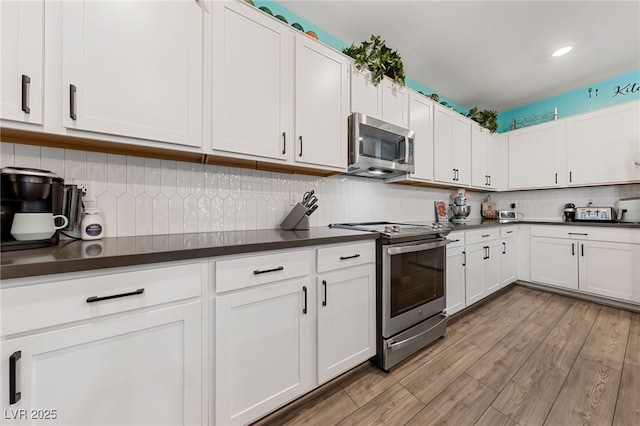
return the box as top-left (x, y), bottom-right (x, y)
top-left (0, 0), bottom-right (43, 125)
top-left (62, 1), bottom-right (202, 147)
top-left (485, 133), bottom-right (500, 189)
top-left (381, 79), bottom-right (409, 128)
top-left (350, 68), bottom-right (381, 119)
top-left (471, 125), bottom-right (488, 187)
top-left (578, 240), bottom-right (640, 302)
top-left (294, 35), bottom-right (348, 170)
top-left (452, 115), bottom-right (471, 185)
top-left (508, 121), bottom-right (565, 189)
top-left (1, 303), bottom-right (202, 426)
top-left (317, 265), bottom-right (375, 384)
top-left (566, 101), bottom-right (640, 185)
top-left (465, 243), bottom-right (485, 305)
top-left (500, 237), bottom-right (518, 287)
top-left (408, 93), bottom-right (434, 181)
top-left (215, 278), bottom-right (314, 426)
top-left (446, 246), bottom-right (466, 315)
top-left (484, 240), bottom-right (501, 295)
top-left (212, 1), bottom-right (291, 160)
top-left (530, 236), bottom-right (578, 289)
top-left (433, 106), bottom-right (455, 183)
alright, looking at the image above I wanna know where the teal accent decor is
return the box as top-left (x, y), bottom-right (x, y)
top-left (497, 69), bottom-right (640, 133)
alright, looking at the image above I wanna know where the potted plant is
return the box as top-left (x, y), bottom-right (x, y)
top-left (466, 107), bottom-right (499, 133)
top-left (342, 35), bottom-right (405, 86)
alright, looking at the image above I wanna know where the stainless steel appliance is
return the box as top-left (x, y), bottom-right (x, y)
top-left (330, 221), bottom-right (450, 371)
top-left (347, 113), bottom-right (415, 179)
top-left (563, 203), bottom-right (576, 221)
top-left (1, 167), bottom-right (65, 251)
top-left (616, 198), bottom-right (640, 223)
top-left (575, 206), bottom-right (616, 222)
top-left (498, 211), bottom-right (524, 222)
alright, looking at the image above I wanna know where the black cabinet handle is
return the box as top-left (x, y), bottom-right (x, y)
top-left (452, 169), bottom-right (456, 181)
top-left (253, 266), bottom-right (284, 275)
top-left (9, 351), bottom-right (21, 405)
top-left (299, 136), bottom-right (303, 157)
top-left (572, 243), bottom-right (575, 256)
top-left (482, 234), bottom-right (490, 238)
top-left (506, 231), bottom-right (514, 234)
top-left (569, 171), bottom-right (573, 183)
top-left (487, 246), bottom-right (490, 259)
top-left (302, 286), bottom-right (308, 314)
top-left (339, 254), bottom-right (360, 260)
top-left (282, 132), bottom-right (286, 155)
top-left (581, 244), bottom-right (584, 257)
top-left (488, 175), bottom-right (491, 186)
top-left (86, 288), bottom-right (144, 303)
top-left (21, 75), bottom-right (31, 114)
top-left (322, 280), bottom-right (327, 306)
top-left (502, 242), bottom-right (506, 254)
top-left (462, 250), bottom-right (466, 266)
top-left (568, 233), bottom-right (588, 236)
top-left (70, 84), bottom-right (77, 120)
top-left (555, 173), bottom-right (558, 184)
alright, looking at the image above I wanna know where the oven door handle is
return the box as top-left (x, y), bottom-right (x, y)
top-left (386, 313), bottom-right (449, 351)
top-left (386, 239), bottom-right (449, 255)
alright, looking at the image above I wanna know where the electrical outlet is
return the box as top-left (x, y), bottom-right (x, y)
top-left (73, 180), bottom-right (94, 203)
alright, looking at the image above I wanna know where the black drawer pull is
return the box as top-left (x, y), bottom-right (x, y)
top-left (21, 75), bottom-right (31, 113)
top-left (339, 254), bottom-right (360, 260)
top-left (86, 288), bottom-right (144, 303)
top-left (9, 351), bottom-right (21, 404)
top-left (482, 234), bottom-right (490, 238)
top-left (506, 231), bottom-right (514, 234)
top-left (568, 233), bottom-right (588, 236)
top-left (253, 266), bottom-right (284, 275)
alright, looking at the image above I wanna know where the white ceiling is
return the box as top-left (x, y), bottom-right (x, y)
top-left (279, 0), bottom-right (640, 112)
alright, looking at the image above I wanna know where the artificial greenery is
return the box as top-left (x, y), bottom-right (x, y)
top-left (466, 107), bottom-right (499, 133)
top-left (342, 35), bottom-right (405, 86)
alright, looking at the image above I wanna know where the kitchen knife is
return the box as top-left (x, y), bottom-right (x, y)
top-left (306, 204), bottom-right (318, 216)
top-left (305, 197), bottom-right (317, 209)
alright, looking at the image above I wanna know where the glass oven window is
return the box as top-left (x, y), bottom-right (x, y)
top-left (390, 246), bottom-right (445, 317)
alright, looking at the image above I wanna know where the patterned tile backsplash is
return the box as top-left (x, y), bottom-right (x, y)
top-left (2, 142), bottom-right (639, 237)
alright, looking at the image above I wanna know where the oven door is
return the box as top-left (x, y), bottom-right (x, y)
top-left (381, 238), bottom-right (447, 338)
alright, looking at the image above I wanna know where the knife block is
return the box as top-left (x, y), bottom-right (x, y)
top-left (280, 203), bottom-right (310, 230)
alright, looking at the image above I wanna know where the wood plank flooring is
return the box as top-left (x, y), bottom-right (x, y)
top-left (253, 284), bottom-right (640, 426)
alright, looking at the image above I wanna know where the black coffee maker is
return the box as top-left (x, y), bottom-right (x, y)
top-left (563, 203), bottom-right (576, 222)
top-left (1, 167), bottom-right (65, 251)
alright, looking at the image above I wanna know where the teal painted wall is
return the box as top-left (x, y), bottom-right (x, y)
top-left (254, 1), bottom-right (639, 133)
top-left (497, 70), bottom-right (640, 132)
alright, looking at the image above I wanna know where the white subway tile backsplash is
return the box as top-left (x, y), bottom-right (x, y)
top-left (3, 141), bottom-right (639, 237)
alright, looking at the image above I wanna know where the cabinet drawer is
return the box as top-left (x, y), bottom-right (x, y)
top-left (447, 231), bottom-right (465, 248)
top-left (531, 225), bottom-right (640, 244)
top-left (465, 228), bottom-right (499, 245)
top-left (2, 261), bottom-right (202, 336)
top-left (500, 226), bottom-right (518, 239)
top-left (317, 241), bottom-right (375, 273)
top-left (216, 249), bottom-right (312, 293)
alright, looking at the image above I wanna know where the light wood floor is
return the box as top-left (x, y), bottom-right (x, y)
top-left (255, 284), bottom-right (640, 426)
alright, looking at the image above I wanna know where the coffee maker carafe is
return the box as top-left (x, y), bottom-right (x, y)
top-left (1, 167), bottom-right (65, 251)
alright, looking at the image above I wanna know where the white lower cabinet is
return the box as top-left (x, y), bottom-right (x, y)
top-left (214, 277), bottom-right (314, 426)
top-left (500, 227), bottom-right (518, 287)
top-left (445, 233), bottom-right (466, 315)
top-left (530, 226), bottom-right (640, 303)
top-left (465, 240), bottom-right (501, 305)
top-left (1, 303), bottom-right (203, 426)
top-left (317, 264), bottom-right (375, 384)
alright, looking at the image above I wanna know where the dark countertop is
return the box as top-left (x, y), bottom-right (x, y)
top-left (413, 219), bottom-right (640, 231)
top-left (0, 227), bottom-right (378, 280)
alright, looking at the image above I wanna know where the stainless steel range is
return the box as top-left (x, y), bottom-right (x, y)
top-left (330, 222), bottom-right (450, 371)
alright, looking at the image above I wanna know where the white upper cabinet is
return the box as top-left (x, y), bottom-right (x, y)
top-left (350, 68), bottom-right (382, 118)
top-left (471, 125), bottom-right (498, 189)
top-left (210, 1), bottom-right (347, 171)
top-left (381, 78), bottom-right (409, 128)
top-left (211, 1), bottom-right (291, 161)
top-left (294, 35), bottom-right (348, 169)
top-left (566, 100), bottom-right (640, 186)
top-left (62, 0), bottom-right (203, 148)
top-left (408, 92), bottom-right (435, 181)
top-left (508, 120), bottom-right (565, 189)
top-left (433, 104), bottom-right (471, 185)
top-left (1, 0), bottom-right (44, 125)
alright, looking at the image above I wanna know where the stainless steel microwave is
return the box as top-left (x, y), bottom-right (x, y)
top-left (347, 112), bottom-right (415, 179)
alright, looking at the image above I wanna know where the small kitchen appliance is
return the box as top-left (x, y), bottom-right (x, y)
top-left (1, 167), bottom-right (65, 251)
top-left (347, 112), bottom-right (415, 179)
top-left (563, 203), bottom-right (576, 222)
top-left (449, 189), bottom-right (471, 224)
top-left (575, 206), bottom-right (616, 222)
top-left (616, 197), bottom-right (640, 223)
top-left (329, 221), bottom-right (450, 371)
top-left (498, 211), bottom-right (524, 222)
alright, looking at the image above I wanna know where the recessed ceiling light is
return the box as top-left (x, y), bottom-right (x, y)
top-left (552, 45), bottom-right (573, 57)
